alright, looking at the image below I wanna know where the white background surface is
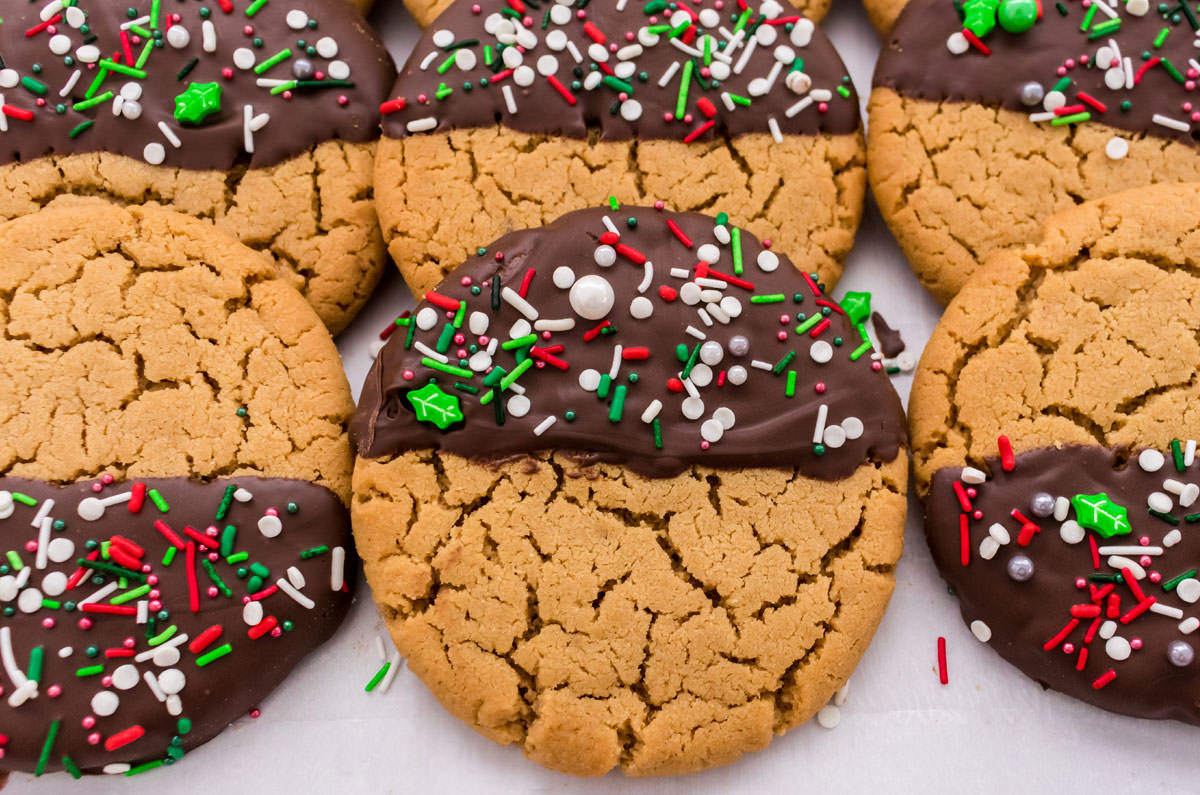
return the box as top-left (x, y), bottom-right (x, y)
top-left (10, 1), bottom-right (1197, 792)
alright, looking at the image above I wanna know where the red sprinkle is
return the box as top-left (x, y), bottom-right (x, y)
top-left (153, 520), bottom-right (185, 550)
top-left (583, 20), bottom-right (606, 44)
top-left (666, 378), bottom-right (684, 393)
top-left (528, 346), bottom-right (569, 370)
top-left (615, 243), bottom-right (647, 265)
top-left (1075, 647), bottom-right (1089, 671)
top-left (80, 604), bottom-right (137, 616)
top-left (658, 285), bottom-right (679, 302)
top-left (582, 320), bottom-right (611, 342)
top-left (1053, 103), bottom-right (1086, 116)
top-left (666, 219), bottom-right (693, 248)
top-left (248, 616), bottom-right (278, 640)
top-left (189, 625), bottom-right (224, 654)
top-left (185, 542), bottom-right (200, 613)
top-left (248, 584), bottom-right (278, 602)
top-left (183, 526), bottom-right (220, 550)
top-left (1122, 568), bottom-right (1146, 602)
top-left (1, 106), bottom-right (34, 122)
top-left (809, 318), bottom-right (831, 338)
top-left (107, 547), bottom-right (142, 572)
top-left (959, 513), bottom-right (970, 566)
top-left (424, 291), bottom-right (461, 311)
top-left (1092, 669), bottom-right (1117, 690)
top-left (1134, 57), bottom-right (1161, 85)
top-left (518, 268), bottom-right (536, 298)
top-left (997, 436), bottom-right (1015, 471)
top-left (1119, 596), bottom-right (1156, 624)
top-left (24, 15), bottom-right (61, 37)
top-left (953, 481), bottom-right (973, 513)
top-left (104, 726), bottom-right (145, 752)
top-left (545, 74), bottom-right (577, 105)
top-left (800, 271), bottom-right (821, 297)
top-left (815, 298), bottom-right (845, 315)
top-left (128, 482), bottom-right (146, 514)
top-left (621, 347), bottom-right (650, 360)
top-left (961, 28), bottom-right (991, 54)
top-left (1083, 615), bottom-right (1102, 644)
top-left (683, 119), bottom-right (715, 143)
top-left (937, 636), bottom-right (949, 684)
top-left (1070, 604), bottom-right (1101, 618)
top-left (696, 98), bottom-right (717, 119)
top-left (104, 648), bottom-right (135, 658)
top-left (1076, 92), bottom-right (1107, 113)
top-left (110, 536), bottom-right (145, 558)
top-left (1043, 618), bottom-right (1079, 651)
top-left (701, 268), bottom-right (755, 291)
top-left (1088, 534), bottom-right (1101, 570)
top-left (599, 231), bottom-right (621, 245)
top-left (379, 97), bottom-right (407, 114)
top-left (1106, 592), bottom-right (1121, 619)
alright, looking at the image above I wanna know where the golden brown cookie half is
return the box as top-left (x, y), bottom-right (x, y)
top-left (0, 1), bottom-right (396, 334)
top-left (0, 203), bottom-right (356, 778)
top-left (911, 182), bottom-right (1200, 726)
top-left (376, 0), bottom-right (864, 297)
top-left (352, 206), bottom-right (907, 776)
top-left (861, 0), bottom-right (907, 34)
top-left (868, 0), bottom-right (1200, 304)
top-left (400, 0), bottom-right (832, 30)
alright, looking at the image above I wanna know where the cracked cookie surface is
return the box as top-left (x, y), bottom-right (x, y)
top-left (377, 128), bottom-right (864, 297)
top-left (0, 202), bottom-right (354, 497)
top-left (868, 90), bottom-right (1200, 304)
top-left (353, 450), bottom-right (905, 776)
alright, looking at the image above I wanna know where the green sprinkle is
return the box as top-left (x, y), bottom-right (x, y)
top-left (162, 545), bottom-right (177, 567)
top-left (836, 85), bottom-right (850, 98)
top-left (1163, 569), bottom-right (1198, 591)
top-left (1161, 57), bottom-right (1186, 83)
top-left (28, 646), bottom-right (44, 683)
top-left (1149, 509), bottom-right (1180, 525)
top-left (201, 559), bottom-right (232, 597)
top-left (126, 760), bottom-right (166, 776)
top-left (1154, 27), bottom-right (1170, 47)
top-left (681, 342), bottom-right (702, 380)
top-left (216, 484), bottom-right (237, 521)
top-left (34, 720), bottom-right (60, 777)
top-left (728, 93), bottom-right (752, 106)
top-left (1172, 439), bottom-right (1185, 471)
top-left (652, 417), bottom-right (663, 449)
top-left (77, 558), bottom-right (146, 582)
top-left (196, 643), bottom-right (233, 667)
top-left (135, 40), bottom-right (153, 70)
top-left (6, 551), bottom-right (23, 570)
top-left (250, 562), bottom-right (270, 578)
top-left (148, 489), bottom-right (169, 512)
top-left (453, 301), bottom-right (467, 329)
top-left (1051, 77), bottom-right (1072, 93)
top-left (1080, 3), bottom-right (1096, 31)
top-left (219, 524), bottom-right (237, 557)
top-left (609, 385), bottom-right (627, 422)
top-left (453, 382), bottom-right (480, 394)
top-left (246, 0), bottom-right (270, 16)
top-left (772, 350), bottom-right (796, 375)
top-left (785, 370), bottom-right (797, 397)
top-left (21, 76), bottom-right (48, 97)
top-left (421, 357), bottom-right (473, 378)
top-left (849, 340), bottom-right (873, 361)
top-left (148, 625), bottom-right (177, 646)
top-left (72, 90), bottom-right (113, 112)
top-left (404, 319), bottom-right (417, 350)
top-left (608, 195), bottom-right (620, 211)
top-left (1087, 18), bottom-right (1121, 38)
top-left (75, 665), bottom-right (104, 677)
top-left (603, 75), bottom-right (633, 94)
top-left (300, 545), bottom-right (329, 560)
top-left (676, 60), bottom-right (693, 118)
top-left (100, 59), bottom-right (147, 79)
top-left (61, 756), bottom-right (82, 780)
top-left (1050, 111), bottom-right (1090, 126)
top-left (501, 333), bottom-right (538, 350)
top-left (437, 51), bottom-right (458, 74)
top-left (111, 584), bottom-right (151, 605)
top-left (40, 599), bottom-right (61, 610)
top-left (253, 47), bottom-right (292, 75)
top-left (226, 551), bottom-right (250, 564)
top-left (597, 373), bottom-right (612, 400)
top-left (68, 120), bottom-right (94, 138)
top-left (750, 294), bottom-right (786, 304)
top-left (479, 358), bottom-right (533, 404)
top-left (795, 314), bottom-right (822, 335)
top-left (731, 227), bottom-right (743, 275)
top-left (365, 661), bottom-right (392, 692)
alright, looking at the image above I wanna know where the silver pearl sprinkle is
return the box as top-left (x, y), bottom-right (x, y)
top-left (1030, 492), bottom-right (1055, 518)
top-left (1020, 82), bottom-right (1044, 106)
top-left (1168, 640), bottom-right (1194, 667)
top-left (1007, 555), bottom-right (1035, 582)
top-left (292, 58), bottom-right (315, 80)
top-left (728, 335), bottom-right (750, 357)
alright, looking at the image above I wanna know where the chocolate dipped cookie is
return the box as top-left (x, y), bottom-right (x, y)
top-left (0, 0), bottom-right (395, 333)
top-left (375, 0), bottom-right (865, 297)
top-left (0, 203), bottom-right (356, 778)
top-left (911, 182), bottom-right (1200, 725)
top-left (351, 205), bottom-right (907, 776)
top-left (869, 0), bottom-right (1200, 303)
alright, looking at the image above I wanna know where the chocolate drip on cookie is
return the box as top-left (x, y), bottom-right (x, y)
top-left (927, 444), bottom-right (1200, 724)
top-left (353, 206), bottom-right (905, 479)
top-left (0, 0), bottom-right (393, 170)
top-left (875, 0), bottom-right (1200, 146)
top-left (380, 0), bottom-right (858, 141)
top-left (0, 476), bottom-right (352, 775)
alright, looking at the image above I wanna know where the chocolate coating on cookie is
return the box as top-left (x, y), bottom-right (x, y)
top-left (0, 0), bottom-right (393, 170)
top-left (381, 0), bottom-right (857, 141)
top-left (353, 206), bottom-right (904, 479)
top-left (928, 445), bottom-right (1200, 724)
top-left (0, 476), bottom-right (352, 775)
top-left (875, 0), bottom-right (1200, 146)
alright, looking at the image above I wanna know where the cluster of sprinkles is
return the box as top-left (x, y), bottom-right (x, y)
top-left (950, 437), bottom-right (1200, 690)
top-left (382, 0), bottom-right (854, 143)
top-left (0, 476), bottom-right (347, 776)
top-left (371, 199), bottom-right (908, 456)
top-left (0, 1), bottom-right (360, 165)
top-left (947, 0), bottom-right (1200, 157)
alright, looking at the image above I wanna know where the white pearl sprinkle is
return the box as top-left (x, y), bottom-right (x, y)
top-left (143, 143), bottom-right (166, 166)
top-left (630, 296), bottom-right (654, 319)
top-left (1105, 137), bottom-right (1129, 160)
top-left (810, 340), bottom-right (833, 364)
top-left (757, 251), bottom-right (780, 272)
top-left (970, 620), bottom-right (992, 642)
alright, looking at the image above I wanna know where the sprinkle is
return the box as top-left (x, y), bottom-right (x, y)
top-left (365, 661), bottom-right (392, 692)
top-left (936, 636), bottom-right (948, 684)
top-left (34, 720), bottom-right (60, 777)
top-left (195, 643), bottom-right (233, 667)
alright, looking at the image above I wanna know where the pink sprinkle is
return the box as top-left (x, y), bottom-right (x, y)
top-left (222, 67), bottom-right (234, 80)
top-left (46, 685), bottom-right (61, 698)
top-left (478, 336), bottom-right (490, 346)
top-left (776, 331), bottom-right (787, 342)
top-left (87, 733), bottom-right (100, 746)
top-left (36, 98), bottom-right (45, 107)
top-left (206, 525), bottom-right (220, 537)
top-left (625, 31), bottom-right (635, 41)
top-left (817, 102), bottom-right (828, 112)
top-left (1063, 642), bottom-right (1075, 654)
top-left (149, 589), bottom-right (160, 599)
top-left (402, 370), bottom-right (415, 380)
top-left (453, 333), bottom-right (466, 345)
top-left (762, 240), bottom-right (772, 249)
top-left (871, 361), bottom-right (883, 371)
top-left (270, 626), bottom-right (283, 637)
top-left (460, 276), bottom-right (472, 286)
top-left (700, 440), bottom-right (710, 450)
top-left (654, 200), bottom-right (665, 210)
top-left (101, 676), bottom-right (113, 688)
top-left (140, 563), bottom-right (152, 574)
top-left (249, 708), bottom-right (262, 719)
top-left (78, 618), bottom-right (92, 630)
top-left (91, 483), bottom-right (103, 493)
top-left (123, 637), bottom-right (135, 649)
top-left (41, 618), bottom-right (54, 629)
top-left (282, 90), bottom-right (293, 100)
top-left (779, 314), bottom-right (790, 325)
top-left (576, 8), bottom-right (587, 17)
top-left (966, 487), bottom-right (977, 498)
top-left (815, 383), bottom-right (826, 393)
top-left (1149, 571), bottom-right (1163, 583)
top-left (82, 716), bottom-right (95, 729)
top-left (1057, 66), bottom-right (1067, 76)
top-left (609, 42), bottom-right (618, 52)
top-left (541, 331), bottom-right (552, 340)
top-left (243, 25), bottom-right (254, 35)
top-left (471, 4), bottom-right (481, 12)
top-left (266, 507), bottom-right (279, 517)
top-left (973, 510), bottom-right (983, 520)
top-left (663, 112), bottom-right (673, 122)
top-left (1075, 577), bottom-right (1087, 589)
top-left (23, 541), bottom-right (36, 553)
top-left (1131, 638), bottom-right (1143, 650)
top-left (148, 600), bottom-right (162, 612)
top-left (147, 575), bottom-right (159, 586)
top-left (101, 473), bottom-right (114, 485)
top-left (207, 586), bottom-right (219, 598)
top-left (1140, 556), bottom-right (1153, 567)
top-left (337, 95), bottom-right (349, 106)
top-left (683, 113), bottom-right (693, 124)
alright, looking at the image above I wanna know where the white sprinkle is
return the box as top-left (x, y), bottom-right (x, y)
top-left (103, 764), bottom-right (132, 776)
top-left (1124, 56), bottom-right (1135, 89)
top-left (1105, 137), bottom-right (1129, 160)
top-left (419, 50), bottom-right (440, 70)
top-left (706, 303), bottom-right (730, 324)
top-left (979, 536), bottom-right (999, 560)
top-left (41, 0), bottom-right (65, 21)
top-left (721, 91), bottom-right (738, 112)
top-left (243, 104), bottom-right (255, 154)
top-left (670, 267), bottom-right (692, 279)
top-left (1164, 528), bottom-right (1183, 548)
top-left (1091, 0), bottom-right (1117, 18)
top-left (136, 600), bottom-right (148, 624)
top-left (134, 633), bottom-right (188, 663)
top-left (78, 580), bottom-right (120, 606)
top-left (533, 416), bottom-right (557, 436)
top-left (733, 37), bottom-right (758, 74)
top-left (158, 121), bottom-right (182, 148)
top-left (1180, 617), bottom-right (1199, 634)
top-left (658, 60), bottom-right (681, 88)
top-left (784, 96), bottom-right (813, 118)
top-left (59, 69), bottom-right (81, 97)
top-left (1054, 496), bottom-right (1070, 522)
top-left (751, 359), bottom-right (773, 371)
top-left (407, 117), bottom-right (438, 133)
top-left (681, 377), bottom-right (700, 399)
top-left (1151, 603), bottom-right (1185, 619)
top-left (0, 627), bottom-right (27, 688)
top-left (143, 670), bottom-right (167, 702)
top-left (1148, 492), bottom-right (1173, 513)
top-left (413, 340), bottom-right (448, 363)
top-left (287, 566), bottom-right (306, 590)
top-left (1027, 112), bottom-right (1055, 123)
top-left (816, 705), bottom-right (841, 729)
top-left (961, 467), bottom-right (986, 484)
top-left (697, 307), bottom-right (713, 327)
top-left (1098, 545), bottom-right (1162, 556)
top-left (486, 337), bottom-right (500, 356)
top-left (970, 620), bottom-right (992, 642)
top-left (377, 653), bottom-right (403, 693)
top-left (695, 277), bottom-right (728, 289)
top-left (121, 15), bottom-right (151, 30)
top-left (533, 318), bottom-right (575, 332)
top-left (601, 215), bottom-right (619, 235)
top-left (277, 578), bottom-right (314, 610)
top-left (331, 546), bottom-right (346, 592)
top-left (988, 523), bottom-right (1011, 545)
top-left (1059, 520), bottom-right (1085, 544)
top-left (202, 19), bottom-right (217, 53)
top-left (8, 679), bottom-right (37, 708)
top-left (502, 287), bottom-right (539, 320)
top-left (34, 517), bottom-right (51, 571)
top-left (1153, 113), bottom-right (1190, 132)
top-left (813, 404), bottom-right (828, 444)
top-left (637, 261), bottom-right (654, 293)
top-left (1188, 440), bottom-right (1197, 467)
top-left (668, 37), bottom-right (703, 58)
top-left (1108, 556), bottom-right (1145, 579)
top-left (641, 400), bottom-right (663, 423)
top-left (609, 345), bottom-right (623, 379)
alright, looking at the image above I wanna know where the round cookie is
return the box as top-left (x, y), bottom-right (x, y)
top-left (399, 0), bottom-right (833, 31)
top-left (868, 0), bottom-right (1200, 304)
top-left (0, 203), bottom-right (356, 777)
top-left (0, 0), bottom-right (395, 334)
top-left (910, 182), bottom-right (1200, 725)
top-left (352, 205), bottom-right (907, 776)
top-left (375, 0), bottom-right (865, 297)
